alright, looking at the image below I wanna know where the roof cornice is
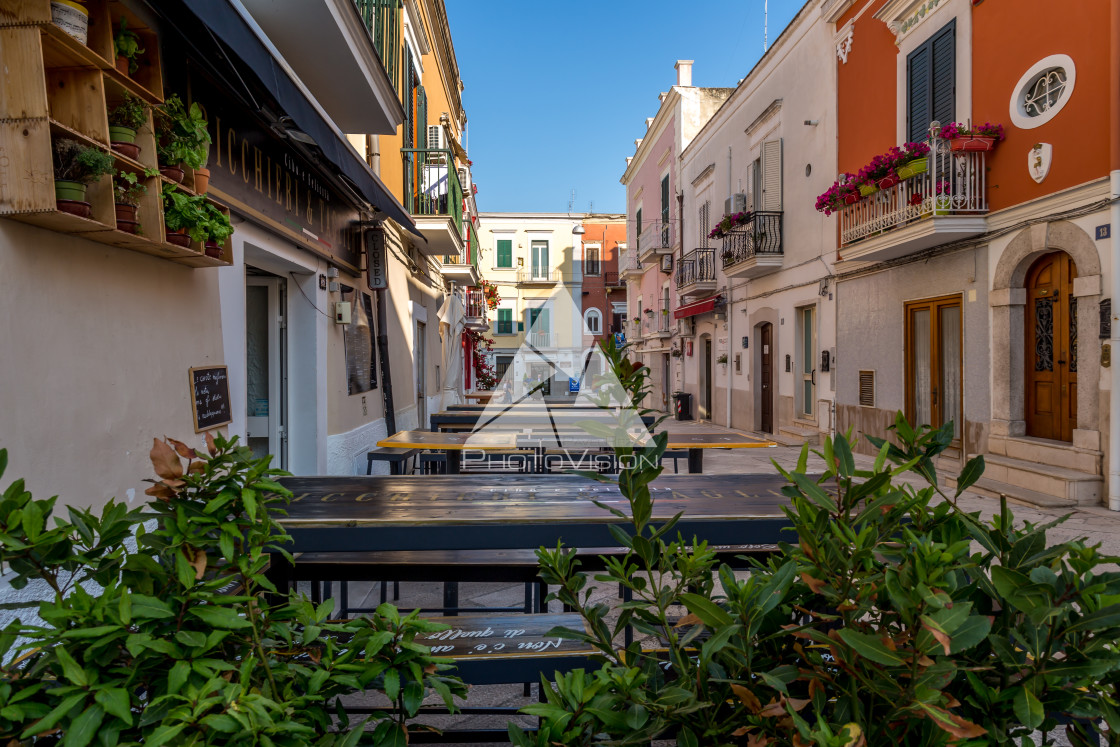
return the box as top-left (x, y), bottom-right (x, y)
top-left (620, 88), bottom-right (682, 185)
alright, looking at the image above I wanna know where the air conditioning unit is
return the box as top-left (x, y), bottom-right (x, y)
top-left (733, 192), bottom-right (748, 212)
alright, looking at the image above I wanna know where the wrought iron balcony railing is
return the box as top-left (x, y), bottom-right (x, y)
top-left (658, 300), bottom-right (672, 333)
top-left (618, 247), bottom-right (641, 277)
top-left (465, 288), bottom-right (486, 319)
top-left (838, 136), bottom-right (988, 248)
top-left (402, 148), bottom-right (463, 233)
top-left (720, 212), bottom-right (783, 268)
top-left (352, 0), bottom-right (403, 100)
top-left (676, 248), bottom-right (716, 289)
top-left (637, 220), bottom-right (673, 257)
top-left (604, 271), bottom-right (623, 287)
top-left (517, 268), bottom-right (564, 284)
top-left (528, 331), bottom-right (553, 348)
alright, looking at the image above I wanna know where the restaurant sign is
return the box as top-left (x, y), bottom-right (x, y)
top-left (189, 81), bottom-right (364, 272)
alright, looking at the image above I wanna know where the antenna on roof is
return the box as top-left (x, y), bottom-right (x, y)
top-left (568, 189), bottom-right (576, 214)
top-left (764, 0), bottom-right (769, 52)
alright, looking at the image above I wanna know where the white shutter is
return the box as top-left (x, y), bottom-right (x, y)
top-left (699, 200), bottom-right (710, 247)
top-left (761, 138), bottom-right (782, 211)
top-left (427, 125), bottom-right (445, 150)
top-left (744, 162), bottom-right (754, 211)
top-left (724, 197), bottom-right (732, 215)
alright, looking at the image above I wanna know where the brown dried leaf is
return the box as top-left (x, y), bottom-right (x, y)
top-left (944, 695), bottom-right (961, 708)
top-left (918, 655), bottom-right (936, 667)
top-left (786, 697), bottom-right (810, 713)
top-left (746, 734), bottom-right (771, 747)
top-left (732, 726), bottom-right (750, 737)
top-left (205, 430), bottom-right (218, 457)
top-left (166, 437), bottom-right (198, 460)
top-left (921, 705), bottom-right (988, 739)
top-left (801, 572), bottom-right (826, 594)
top-left (840, 723), bottom-right (865, 747)
top-left (184, 546), bottom-right (207, 580)
top-left (150, 438), bottom-right (183, 480)
top-left (799, 537), bottom-right (815, 560)
top-left (808, 677), bottom-right (824, 700)
top-left (188, 461), bottom-right (206, 474)
top-left (675, 613), bottom-right (702, 628)
top-left (730, 683), bottom-right (761, 713)
top-left (759, 699), bottom-right (785, 718)
top-left (145, 483), bottom-right (176, 502)
top-left (792, 734), bottom-right (809, 747)
top-left (308, 648), bottom-right (322, 665)
top-left (922, 619), bottom-right (952, 656)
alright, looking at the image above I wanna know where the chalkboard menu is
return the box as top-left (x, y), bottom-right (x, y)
top-left (190, 366), bottom-right (232, 432)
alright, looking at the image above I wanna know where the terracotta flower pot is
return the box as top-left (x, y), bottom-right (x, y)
top-left (56, 199), bottom-right (90, 218)
top-left (115, 202), bottom-right (138, 223)
top-left (116, 219), bottom-right (139, 234)
top-left (193, 167), bottom-right (210, 195)
top-left (115, 55), bottom-right (129, 76)
top-left (165, 226), bottom-right (191, 246)
top-left (949, 136), bottom-right (996, 152)
top-left (159, 164), bottom-right (185, 183)
top-left (204, 240), bottom-right (223, 258)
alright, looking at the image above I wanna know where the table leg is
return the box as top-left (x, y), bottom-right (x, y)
top-left (443, 582), bottom-right (459, 616)
top-left (688, 448), bottom-right (704, 474)
top-left (446, 450), bottom-right (461, 474)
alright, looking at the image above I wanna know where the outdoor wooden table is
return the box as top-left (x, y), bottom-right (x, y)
top-left (274, 473), bottom-right (792, 557)
top-left (428, 409), bottom-right (657, 432)
top-left (376, 429), bottom-right (776, 474)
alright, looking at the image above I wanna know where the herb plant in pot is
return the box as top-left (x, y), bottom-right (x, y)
top-left (52, 138), bottom-right (114, 217)
top-left (107, 93), bottom-right (149, 160)
top-left (113, 169), bottom-right (152, 233)
top-left (161, 184), bottom-right (207, 247)
top-left (200, 200), bottom-right (234, 257)
top-left (113, 17), bottom-right (144, 77)
top-left (155, 94), bottom-right (211, 184)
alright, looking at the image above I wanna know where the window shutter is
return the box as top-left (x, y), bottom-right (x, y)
top-left (635, 208), bottom-right (642, 236)
top-left (760, 139), bottom-right (782, 211)
top-left (931, 23), bottom-right (956, 131)
top-left (744, 162), bottom-right (754, 212)
top-left (907, 45), bottom-right (931, 143)
top-left (496, 239), bottom-right (512, 267)
top-left (859, 371), bottom-right (875, 407)
top-left (661, 175), bottom-right (670, 223)
top-left (699, 200), bottom-right (710, 247)
top-left (427, 124), bottom-right (443, 150)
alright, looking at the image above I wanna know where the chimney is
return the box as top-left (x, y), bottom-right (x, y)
top-left (675, 60), bottom-right (694, 87)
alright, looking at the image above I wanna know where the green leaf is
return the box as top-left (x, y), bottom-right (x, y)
top-left (833, 434), bottom-right (855, 477)
top-left (836, 629), bottom-right (908, 666)
top-left (949, 616), bottom-right (992, 653)
top-left (175, 630), bottom-right (206, 648)
top-left (61, 703), bottom-right (104, 747)
top-left (55, 645), bottom-right (88, 687)
top-left (189, 605), bottom-right (250, 629)
top-left (144, 723), bottom-right (187, 747)
top-left (402, 681), bottom-right (423, 717)
top-left (129, 594), bottom-right (174, 619)
top-left (168, 661), bottom-right (190, 694)
top-left (680, 593), bottom-right (732, 627)
top-left (22, 692), bottom-right (86, 738)
top-left (790, 472), bottom-right (837, 512)
top-left (383, 668), bottom-right (400, 701)
top-left (955, 455), bottom-right (985, 497)
top-left (1014, 687), bottom-right (1044, 730)
top-left (93, 688), bottom-right (132, 726)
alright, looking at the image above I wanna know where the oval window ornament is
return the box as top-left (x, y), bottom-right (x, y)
top-left (1010, 54), bottom-right (1076, 130)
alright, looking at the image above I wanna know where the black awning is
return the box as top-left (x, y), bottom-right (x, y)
top-left (173, 0), bottom-right (422, 241)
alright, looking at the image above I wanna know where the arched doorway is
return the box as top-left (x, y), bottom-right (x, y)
top-left (759, 323), bottom-right (774, 433)
top-left (1025, 251), bottom-right (1078, 441)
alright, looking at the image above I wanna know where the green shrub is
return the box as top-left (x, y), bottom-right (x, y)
top-left (155, 94), bottom-right (211, 170)
top-left (0, 434), bottom-right (466, 744)
top-left (519, 413), bottom-right (1120, 746)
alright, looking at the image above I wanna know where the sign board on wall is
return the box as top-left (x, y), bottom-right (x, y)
top-left (187, 71), bottom-right (364, 273)
top-left (189, 366), bottom-right (232, 432)
top-left (366, 229), bottom-right (387, 290)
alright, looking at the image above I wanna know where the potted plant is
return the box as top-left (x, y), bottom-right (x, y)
top-left (155, 94), bottom-right (212, 184)
top-left (716, 353), bottom-right (728, 364)
top-left (855, 152), bottom-right (895, 195)
top-left (708, 210), bottom-right (751, 241)
top-left (161, 184), bottom-right (206, 246)
top-left (52, 138), bottom-right (114, 217)
top-left (895, 140), bottom-right (931, 180)
top-left (113, 168), bottom-right (155, 233)
top-left (107, 93), bottom-right (149, 160)
top-left (200, 200), bottom-right (234, 257)
top-left (814, 173), bottom-right (860, 215)
top-left (941, 121), bottom-right (1005, 152)
top-left (113, 17), bottom-right (144, 76)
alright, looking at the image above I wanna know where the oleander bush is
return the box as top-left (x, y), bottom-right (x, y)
top-left (0, 434), bottom-right (465, 745)
top-left (517, 408), bottom-right (1120, 746)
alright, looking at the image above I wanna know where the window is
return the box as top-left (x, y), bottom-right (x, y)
top-left (699, 200), bottom-right (711, 247)
top-left (530, 240), bottom-right (549, 280)
top-left (585, 246), bottom-right (600, 275)
top-left (611, 311), bottom-right (623, 334)
top-left (761, 139), bottom-right (782, 211)
top-left (496, 239), bottom-right (512, 268)
top-left (798, 306), bottom-right (815, 417)
top-left (496, 308), bottom-right (513, 334)
top-left (905, 295), bottom-right (962, 435)
top-left (635, 207), bottom-right (643, 238)
top-left (660, 174), bottom-right (670, 245)
top-left (585, 308), bottom-right (602, 335)
top-left (528, 307), bottom-right (550, 347)
top-left (1010, 55), bottom-right (1077, 129)
top-left (906, 20), bottom-right (955, 143)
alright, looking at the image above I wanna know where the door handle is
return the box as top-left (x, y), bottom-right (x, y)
top-left (932, 387), bottom-right (939, 405)
top-left (811, 369), bottom-right (816, 385)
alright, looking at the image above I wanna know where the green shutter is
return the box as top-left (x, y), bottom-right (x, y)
top-left (497, 308), bottom-right (512, 334)
top-left (496, 239), bottom-right (512, 268)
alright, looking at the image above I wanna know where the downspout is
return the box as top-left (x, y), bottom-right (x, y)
top-left (1109, 0), bottom-right (1120, 509)
top-left (726, 295), bottom-right (733, 428)
top-left (376, 288), bottom-right (396, 437)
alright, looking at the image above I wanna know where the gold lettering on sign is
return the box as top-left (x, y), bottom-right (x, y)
top-left (288, 493), bottom-right (310, 503)
top-left (227, 128), bottom-right (237, 177)
top-left (254, 147), bottom-right (263, 193)
top-left (319, 493), bottom-right (342, 503)
top-left (214, 117), bottom-right (222, 167)
top-left (265, 156), bottom-right (272, 199)
top-left (275, 163), bottom-right (282, 205)
top-left (353, 493), bottom-right (377, 502)
top-left (241, 139), bottom-right (249, 184)
top-left (285, 171), bottom-right (292, 211)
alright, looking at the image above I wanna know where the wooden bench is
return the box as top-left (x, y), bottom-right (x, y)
top-left (366, 446), bottom-right (420, 475)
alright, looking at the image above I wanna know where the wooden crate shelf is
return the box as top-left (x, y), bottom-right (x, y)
top-left (104, 75), bottom-right (157, 169)
top-left (105, 1), bottom-right (162, 103)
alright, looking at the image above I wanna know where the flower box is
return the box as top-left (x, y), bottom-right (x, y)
top-left (858, 183), bottom-right (879, 197)
top-left (843, 193), bottom-right (861, 206)
top-left (896, 157), bottom-right (928, 180)
top-left (950, 136), bottom-right (996, 152)
top-left (877, 173), bottom-right (901, 190)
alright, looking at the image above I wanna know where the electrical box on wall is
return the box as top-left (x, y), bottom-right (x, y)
top-left (335, 301), bottom-right (351, 324)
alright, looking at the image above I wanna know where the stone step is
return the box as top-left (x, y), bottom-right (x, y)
top-left (970, 453), bottom-right (1102, 506)
top-left (944, 475), bottom-right (1078, 509)
top-left (988, 436), bottom-right (1101, 475)
top-left (777, 425), bottom-right (821, 446)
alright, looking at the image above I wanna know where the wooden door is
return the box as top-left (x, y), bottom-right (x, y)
top-left (760, 324), bottom-right (773, 433)
top-left (702, 338), bottom-right (712, 419)
top-left (1026, 252), bottom-right (1077, 441)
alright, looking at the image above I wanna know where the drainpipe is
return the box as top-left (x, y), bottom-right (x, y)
top-left (726, 297), bottom-right (733, 428)
top-left (1109, 0), bottom-right (1120, 510)
top-left (376, 288), bottom-right (396, 437)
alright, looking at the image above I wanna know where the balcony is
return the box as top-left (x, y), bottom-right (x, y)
top-left (618, 247), bottom-right (642, 280)
top-left (676, 249), bottom-right (717, 301)
top-left (604, 271), bottom-right (624, 288)
top-left (442, 251), bottom-right (479, 287)
top-left (464, 288), bottom-right (488, 331)
top-left (403, 148), bottom-right (463, 256)
top-left (838, 141), bottom-right (989, 263)
top-left (239, 0), bottom-right (404, 133)
top-left (637, 220), bottom-right (674, 262)
top-left (527, 331), bottom-right (554, 348)
top-left (517, 269), bottom-right (565, 286)
top-left (656, 300), bottom-right (673, 338)
top-left (721, 212), bottom-right (783, 279)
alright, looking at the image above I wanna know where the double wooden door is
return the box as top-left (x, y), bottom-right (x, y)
top-left (1025, 252), bottom-right (1077, 442)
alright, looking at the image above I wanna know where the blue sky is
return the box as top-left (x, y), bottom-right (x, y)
top-left (445, 1), bottom-right (805, 215)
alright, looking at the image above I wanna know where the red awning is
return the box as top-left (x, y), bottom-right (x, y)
top-left (674, 296), bottom-right (722, 319)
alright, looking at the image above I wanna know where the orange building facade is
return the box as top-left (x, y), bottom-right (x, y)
top-left (579, 217), bottom-right (628, 348)
top-left (825, 0), bottom-right (1120, 508)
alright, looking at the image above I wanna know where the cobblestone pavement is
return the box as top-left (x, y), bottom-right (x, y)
top-left (329, 416), bottom-right (1112, 744)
